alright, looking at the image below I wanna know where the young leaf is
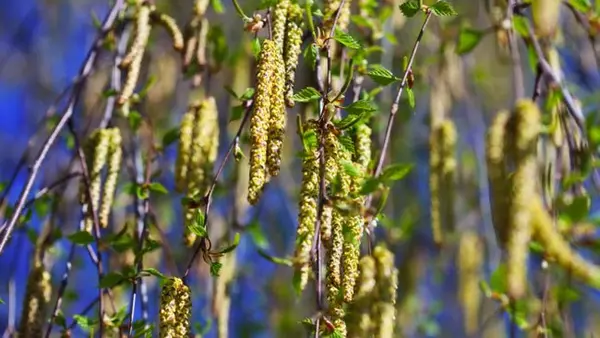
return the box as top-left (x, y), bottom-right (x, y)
top-left (344, 100), bottom-right (377, 115)
top-left (367, 64), bottom-right (399, 86)
top-left (399, 0), bottom-right (421, 17)
top-left (569, 0), bottom-right (592, 12)
top-left (211, 0), bottom-right (224, 13)
top-left (99, 272), bottom-right (125, 288)
top-left (430, 1), bottom-right (457, 16)
top-left (210, 261), bottom-right (223, 276)
top-left (230, 104), bottom-right (245, 122)
top-left (215, 233), bottom-right (241, 254)
top-left (148, 182), bottom-right (168, 195)
top-left (161, 128), bottom-right (180, 148)
top-left (380, 163), bottom-right (413, 182)
top-left (406, 87), bottom-right (415, 108)
top-left (141, 268), bottom-right (166, 279)
top-left (339, 159), bottom-right (361, 177)
top-left (293, 87), bottom-right (321, 102)
top-left (304, 44), bottom-right (318, 70)
top-left (333, 29), bottom-right (361, 49)
top-left (457, 27), bottom-right (484, 55)
top-left (67, 231), bottom-right (95, 245)
top-left (258, 248), bottom-right (294, 266)
top-left (240, 87), bottom-right (255, 100)
top-left (73, 315), bottom-right (97, 332)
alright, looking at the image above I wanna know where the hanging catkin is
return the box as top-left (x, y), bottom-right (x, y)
top-left (506, 99), bottom-right (540, 299)
top-left (18, 259), bottom-right (52, 337)
top-left (457, 232), bottom-right (483, 336)
top-left (248, 39), bottom-right (278, 204)
top-left (212, 253), bottom-right (237, 338)
top-left (486, 110), bottom-right (511, 249)
top-left (99, 128), bottom-right (122, 228)
top-left (271, 0), bottom-right (290, 52)
top-left (175, 110), bottom-right (195, 193)
top-left (159, 277), bottom-right (192, 338)
top-left (266, 47), bottom-right (287, 177)
top-left (347, 256), bottom-right (376, 337)
top-left (83, 129), bottom-right (110, 232)
top-left (283, 3), bottom-right (304, 107)
top-left (373, 244), bottom-right (398, 338)
top-left (293, 121), bottom-right (320, 292)
top-left (153, 12), bottom-right (184, 51)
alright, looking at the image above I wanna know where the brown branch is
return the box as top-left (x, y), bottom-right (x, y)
top-left (506, 0), bottom-right (525, 100)
top-left (0, 0), bottom-right (125, 255)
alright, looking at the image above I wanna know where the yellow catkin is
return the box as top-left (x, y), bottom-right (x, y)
top-left (293, 121), bottom-right (319, 292)
top-left (457, 232), bottom-right (483, 336)
top-left (213, 254), bottom-right (236, 338)
top-left (531, 198), bottom-right (600, 288)
top-left (439, 120), bottom-right (457, 236)
top-left (175, 110), bottom-right (195, 193)
top-left (119, 3), bottom-right (152, 106)
top-left (99, 128), bottom-right (122, 228)
top-left (194, 0), bottom-right (210, 16)
top-left (531, 0), bottom-right (561, 38)
top-left (284, 3), bottom-right (303, 107)
top-left (154, 12), bottom-right (184, 51)
top-left (321, 127), bottom-right (340, 244)
top-left (271, 0), bottom-right (290, 52)
top-left (18, 260), bottom-right (52, 337)
top-left (248, 40), bottom-right (277, 204)
top-left (195, 18), bottom-right (210, 70)
top-left (506, 99), bottom-right (541, 299)
top-left (341, 158), bottom-right (361, 302)
top-left (85, 129), bottom-right (110, 232)
top-left (323, 0), bottom-right (352, 58)
top-left (429, 123), bottom-right (442, 246)
top-left (347, 256), bottom-right (376, 338)
top-left (373, 244), bottom-right (398, 338)
top-left (486, 110), bottom-right (511, 249)
top-left (354, 124), bottom-right (372, 170)
top-left (159, 277), bottom-right (192, 338)
top-left (266, 49), bottom-right (287, 177)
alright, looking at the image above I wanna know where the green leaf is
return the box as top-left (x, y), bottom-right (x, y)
top-left (128, 111), bottom-right (143, 131)
top-left (558, 195), bottom-right (591, 223)
top-left (252, 38), bottom-right (261, 58)
top-left (73, 315), bottom-right (97, 332)
top-left (247, 221), bottom-right (269, 250)
top-left (489, 263), bottom-right (507, 293)
top-left (54, 312), bottom-right (67, 328)
top-left (333, 29), bottom-right (361, 49)
top-left (210, 261), bottom-right (223, 276)
top-left (380, 163), bottom-right (413, 182)
top-left (187, 209), bottom-right (207, 237)
top-left (360, 177), bottom-right (381, 195)
top-left (161, 128), bottom-right (179, 148)
top-left (208, 25), bottom-right (228, 65)
top-left (67, 231), bottom-right (95, 245)
top-left (457, 27), bottom-right (484, 55)
top-left (240, 87), bottom-right (255, 100)
top-left (26, 227), bottom-right (38, 245)
top-left (399, 0), bottom-right (421, 17)
top-left (339, 159), bottom-right (361, 177)
top-left (512, 15), bottom-right (529, 38)
top-left (406, 87), bottom-right (415, 108)
top-left (103, 88), bottom-right (118, 98)
top-left (211, 0), bottom-right (224, 13)
top-left (429, 1), bottom-right (457, 16)
top-left (569, 0), bottom-right (592, 12)
top-left (141, 268), bottom-right (166, 279)
top-left (148, 182), bottom-right (168, 195)
top-left (302, 128), bottom-right (318, 153)
top-left (99, 272), bottom-right (125, 288)
top-left (257, 248), bottom-right (293, 266)
top-left (338, 134), bottom-right (356, 156)
top-left (215, 233), bottom-right (241, 254)
top-left (0, 181), bottom-right (5, 193)
top-left (293, 87), bottom-right (321, 102)
top-left (367, 64), bottom-right (399, 86)
top-left (344, 100), bottom-right (377, 115)
top-left (304, 44), bottom-right (318, 70)
top-left (230, 104), bottom-right (245, 122)
top-left (0, 297), bottom-right (4, 304)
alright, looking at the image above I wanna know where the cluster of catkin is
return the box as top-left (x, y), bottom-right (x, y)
top-left (429, 118), bottom-right (457, 246)
top-left (159, 277), bottom-right (192, 338)
top-left (18, 256), bottom-right (52, 337)
top-left (246, 1), bottom-right (303, 205)
top-left (293, 117), bottom-right (373, 336)
top-left (118, 0), bottom-right (183, 114)
top-left (486, 99), bottom-right (600, 299)
top-left (182, 0), bottom-right (211, 83)
top-left (175, 96), bottom-right (219, 246)
top-left (346, 244), bottom-right (398, 338)
top-left (81, 127), bottom-right (122, 231)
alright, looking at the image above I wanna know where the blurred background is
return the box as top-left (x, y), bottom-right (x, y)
top-left (2, 0), bottom-right (600, 337)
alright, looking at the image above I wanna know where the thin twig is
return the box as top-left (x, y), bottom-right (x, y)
top-left (44, 245), bottom-right (76, 338)
top-left (506, 0), bottom-right (525, 100)
top-left (0, 0), bottom-right (125, 255)
top-left (183, 99), bottom-right (254, 279)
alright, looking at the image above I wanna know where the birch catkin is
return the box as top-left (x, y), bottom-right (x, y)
top-left (486, 110), bottom-right (511, 249)
top-left (293, 121), bottom-right (319, 292)
top-left (284, 3), bottom-right (304, 107)
top-left (153, 12), bottom-right (184, 51)
top-left (18, 260), bottom-right (52, 337)
top-left (248, 40), bottom-right (278, 204)
top-left (347, 256), bottom-right (376, 338)
top-left (457, 232), bottom-right (483, 336)
top-left (99, 128), bottom-right (122, 228)
top-left (506, 99), bottom-right (541, 299)
top-left (373, 244), bottom-right (398, 338)
top-left (159, 277), bottom-right (192, 338)
top-left (175, 110), bottom-right (195, 193)
top-left (271, 0), bottom-right (290, 52)
top-left (266, 49), bottom-right (287, 177)
top-left (84, 129), bottom-right (110, 232)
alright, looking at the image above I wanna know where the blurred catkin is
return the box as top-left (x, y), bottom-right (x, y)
top-left (486, 110), bottom-right (511, 249)
top-left (248, 40), bottom-right (278, 204)
top-left (153, 12), bottom-right (184, 51)
top-left (18, 259), bottom-right (52, 337)
top-left (212, 253), bottom-right (237, 338)
top-left (83, 129), bottom-right (110, 232)
top-left (293, 121), bottom-right (319, 292)
top-left (266, 49), bottom-right (287, 177)
top-left (284, 3), bottom-right (304, 107)
top-left (506, 99), bottom-right (541, 299)
top-left (175, 110), bottom-right (195, 193)
top-left (531, 198), bottom-right (600, 288)
top-left (99, 128), bottom-right (122, 228)
top-left (531, 0), bottom-right (561, 38)
top-left (119, 3), bottom-right (152, 106)
top-left (159, 277), bottom-right (192, 338)
top-left (347, 256), bottom-right (376, 337)
top-left (457, 232), bottom-right (483, 336)
top-left (373, 244), bottom-right (398, 338)
top-left (271, 0), bottom-right (289, 52)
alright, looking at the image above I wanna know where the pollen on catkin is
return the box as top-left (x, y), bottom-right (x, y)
top-left (154, 12), bottom-right (184, 51)
top-left (119, 3), bottom-right (152, 106)
top-left (271, 0), bottom-right (289, 52)
top-left (486, 110), bottom-right (511, 249)
top-left (457, 232), bottom-right (483, 336)
top-left (266, 49), bottom-right (287, 177)
top-left (248, 39), bottom-right (278, 204)
top-left (341, 155), bottom-right (362, 303)
top-left (159, 277), bottom-right (192, 338)
top-left (293, 121), bottom-right (320, 292)
top-left (283, 3), bottom-right (304, 108)
top-left (373, 244), bottom-right (398, 338)
top-left (354, 124), bottom-right (372, 170)
top-left (99, 128), bottom-right (122, 228)
top-left (175, 110), bottom-right (195, 193)
top-left (321, 127), bottom-right (340, 244)
top-left (506, 99), bottom-right (541, 299)
top-left (18, 260), bottom-right (52, 337)
top-left (347, 256), bottom-right (376, 338)
top-left (84, 129), bottom-right (110, 232)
